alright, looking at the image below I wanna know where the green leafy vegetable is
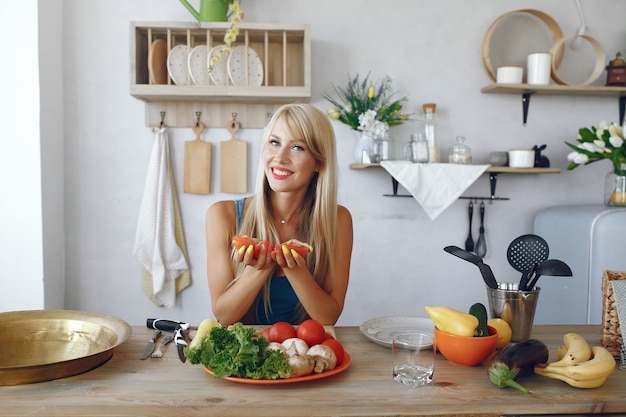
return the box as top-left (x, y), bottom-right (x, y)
top-left (469, 302), bottom-right (489, 337)
top-left (184, 322), bottom-right (291, 380)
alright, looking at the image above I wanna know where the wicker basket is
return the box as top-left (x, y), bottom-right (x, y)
top-left (601, 270), bottom-right (626, 359)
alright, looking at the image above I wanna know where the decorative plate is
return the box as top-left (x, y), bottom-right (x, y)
top-left (203, 352), bottom-right (351, 385)
top-left (359, 316), bottom-right (434, 349)
top-left (208, 45), bottom-right (230, 86)
top-left (227, 45), bottom-right (263, 86)
top-left (188, 45), bottom-right (208, 85)
top-left (166, 44), bottom-right (189, 85)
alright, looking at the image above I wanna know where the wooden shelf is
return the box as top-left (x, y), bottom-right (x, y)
top-left (130, 21), bottom-right (311, 128)
top-left (481, 83), bottom-right (626, 125)
top-left (349, 162), bottom-right (560, 199)
top-left (349, 163), bottom-right (560, 174)
top-left (481, 84), bottom-right (626, 97)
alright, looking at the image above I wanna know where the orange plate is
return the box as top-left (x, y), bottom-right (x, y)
top-left (203, 352), bottom-right (351, 385)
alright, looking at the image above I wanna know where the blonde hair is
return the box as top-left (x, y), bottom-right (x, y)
top-left (237, 103), bottom-right (339, 322)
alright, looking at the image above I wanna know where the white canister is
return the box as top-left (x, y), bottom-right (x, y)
top-left (527, 52), bottom-right (551, 85)
top-left (496, 66), bottom-right (523, 84)
top-left (508, 149), bottom-right (535, 168)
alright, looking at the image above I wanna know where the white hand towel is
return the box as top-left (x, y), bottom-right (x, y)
top-left (133, 127), bottom-right (189, 307)
top-left (381, 161), bottom-right (490, 220)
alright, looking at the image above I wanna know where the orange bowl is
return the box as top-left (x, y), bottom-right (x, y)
top-left (434, 325), bottom-right (497, 366)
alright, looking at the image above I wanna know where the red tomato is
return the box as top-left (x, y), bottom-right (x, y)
top-left (260, 327), bottom-right (271, 341)
top-left (268, 322), bottom-right (297, 343)
top-left (322, 339), bottom-right (345, 365)
top-left (323, 332), bottom-right (335, 340)
top-left (296, 319), bottom-right (326, 346)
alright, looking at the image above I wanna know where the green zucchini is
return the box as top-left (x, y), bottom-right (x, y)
top-left (469, 302), bottom-right (489, 337)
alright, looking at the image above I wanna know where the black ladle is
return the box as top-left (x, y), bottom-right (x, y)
top-left (523, 259), bottom-right (573, 291)
top-left (444, 245), bottom-right (498, 289)
top-left (475, 201), bottom-right (486, 258)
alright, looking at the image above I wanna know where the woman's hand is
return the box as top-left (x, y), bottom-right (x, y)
top-left (234, 241), bottom-right (274, 271)
top-left (272, 242), bottom-right (309, 271)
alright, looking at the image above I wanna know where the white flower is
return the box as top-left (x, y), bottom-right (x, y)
top-left (610, 134), bottom-right (624, 149)
top-left (567, 151), bottom-right (589, 164)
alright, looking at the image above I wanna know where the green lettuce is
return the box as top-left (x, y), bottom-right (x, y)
top-left (185, 322), bottom-right (291, 380)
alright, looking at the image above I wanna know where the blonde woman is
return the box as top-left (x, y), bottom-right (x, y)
top-left (206, 103), bottom-right (353, 326)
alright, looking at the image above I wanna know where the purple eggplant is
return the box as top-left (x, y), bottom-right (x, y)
top-left (488, 339), bottom-right (549, 394)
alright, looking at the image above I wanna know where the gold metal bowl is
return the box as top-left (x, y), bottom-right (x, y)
top-left (0, 309), bottom-right (132, 385)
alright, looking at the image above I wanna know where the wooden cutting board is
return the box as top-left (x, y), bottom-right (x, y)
top-left (220, 119), bottom-right (247, 193)
top-left (148, 39), bottom-right (168, 84)
top-left (183, 122), bottom-right (212, 194)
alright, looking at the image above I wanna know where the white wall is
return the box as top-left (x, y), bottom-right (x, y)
top-left (0, 0), bottom-right (45, 310)
top-left (10, 0), bottom-right (626, 325)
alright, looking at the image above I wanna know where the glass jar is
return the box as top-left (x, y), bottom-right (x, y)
top-left (372, 132), bottom-right (395, 163)
top-left (404, 133), bottom-right (429, 163)
top-left (605, 163), bottom-right (626, 206)
top-left (448, 136), bottom-right (472, 164)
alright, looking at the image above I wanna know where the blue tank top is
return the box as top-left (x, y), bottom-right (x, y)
top-left (235, 198), bottom-right (299, 324)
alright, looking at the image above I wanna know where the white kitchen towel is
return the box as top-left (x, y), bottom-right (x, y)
top-left (380, 161), bottom-right (490, 220)
top-left (133, 127), bottom-right (189, 308)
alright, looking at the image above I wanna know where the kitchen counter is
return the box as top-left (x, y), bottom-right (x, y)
top-left (3, 325), bottom-right (626, 416)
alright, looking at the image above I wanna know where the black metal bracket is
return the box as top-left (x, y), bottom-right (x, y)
top-left (459, 173), bottom-right (510, 201)
top-left (522, 92), bottom-right (535, 126)
top-left (383, 177), bottom-right (412, 197)
top-left (620, 96), bottom-right (625, 126)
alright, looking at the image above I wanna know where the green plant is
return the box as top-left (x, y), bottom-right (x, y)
top-left (323, 73), bottom-right (410, 137)
top-left (208, 0), bottom-right (243, 73)
top-left (566, 121), bottom-right (626, 175)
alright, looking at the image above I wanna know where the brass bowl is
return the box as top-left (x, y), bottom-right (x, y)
top-left (0, 309), bottom-right (132, 385)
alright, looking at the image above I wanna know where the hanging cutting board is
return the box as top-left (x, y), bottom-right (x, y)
top-left (183, 122), bottom-right (212, 194)
top-left (220, 119), bottom-right (247, 193)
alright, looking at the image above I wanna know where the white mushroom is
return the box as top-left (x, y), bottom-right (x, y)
top-left (282, 338), bottom-right (309, 356)
top-left (306, 344), bottom-right (337, 373)
top-left (287, 354), bottom-right (315, 377)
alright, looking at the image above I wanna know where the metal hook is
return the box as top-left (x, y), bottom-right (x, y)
top-left (195, 111), bottom-right (201, 124)
top-left (159, 111), bottom-right (166, 128)
top-left (231, 112), bottom-right (238, 121)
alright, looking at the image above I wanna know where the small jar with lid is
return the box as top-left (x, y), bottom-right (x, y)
top-left (448, 136), bottom-right (472, 164)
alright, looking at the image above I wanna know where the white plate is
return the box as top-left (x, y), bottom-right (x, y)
top-left (167, 45), bottom-right (188, 85)
top-left (227, 45), bottom-right (263, 86)
top-left (208, 45), bottom-right (230, 86)
top-left (188, 45), bottom-right (208, 85)
top-left (359, 316), bottom-right (434, 349)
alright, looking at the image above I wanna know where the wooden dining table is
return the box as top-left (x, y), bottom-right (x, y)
top-left (3, 324), bottom-right (626, 416)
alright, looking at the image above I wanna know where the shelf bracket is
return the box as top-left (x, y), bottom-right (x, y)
top-left (459, 172), bottom-right (510, 201)
top-left (619, 96), bottom-right (625, 126)
top-left (522, 92), bottom-right (535, 126)
top-left (383, 177), bottom-right (412, 197)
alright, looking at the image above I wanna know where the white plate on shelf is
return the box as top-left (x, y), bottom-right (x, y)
top-left (208, 45), bottom-right (230, 86)
top-left (167, 44), bottom-right (189, 85)
top-left (188, 45), bottom-right (208, 85)
top-left (227, 45), bottom-right (263, 86)
top-left (359, 316), bottom-right (434, 349)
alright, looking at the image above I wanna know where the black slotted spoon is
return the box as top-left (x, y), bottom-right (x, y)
top-left (506, 234), bottom-right (549, 290)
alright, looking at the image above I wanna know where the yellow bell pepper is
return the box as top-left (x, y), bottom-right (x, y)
top-left (424, 305), bottom-right (478, 337)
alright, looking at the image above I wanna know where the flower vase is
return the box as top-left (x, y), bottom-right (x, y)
top-left (605, 163), bottom-right (626, 206)
top-left (354, 131), bottom-right (375, 164)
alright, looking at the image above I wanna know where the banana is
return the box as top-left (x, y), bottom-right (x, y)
top-left (549, 333), bottom-right (592, 367)
top-left (535, 346), bottom-right (616, 386)
top-left (533, 368), bottom-right (608, 389)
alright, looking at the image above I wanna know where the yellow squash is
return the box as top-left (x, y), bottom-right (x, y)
top-left (425, 305), bottom-right (478, 337)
